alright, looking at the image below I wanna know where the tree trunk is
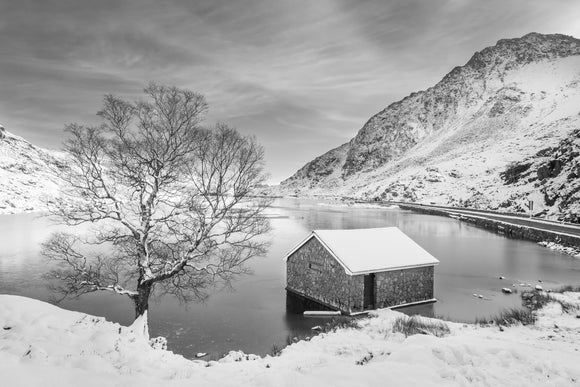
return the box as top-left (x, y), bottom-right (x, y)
top-left (133, 283), bottom-right (152, 320)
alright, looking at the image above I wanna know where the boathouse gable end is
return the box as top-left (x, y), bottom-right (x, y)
top-left (286, 236), bottom-right (357, 313)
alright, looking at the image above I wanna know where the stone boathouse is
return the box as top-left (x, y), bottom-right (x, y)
top-left (285, 227), bottom-right (439, 314)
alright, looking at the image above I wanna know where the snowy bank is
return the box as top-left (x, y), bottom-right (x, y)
top-left (1, 294), bottom-right (580, 386)
top-left (538, 241), bottom-right (580, 258)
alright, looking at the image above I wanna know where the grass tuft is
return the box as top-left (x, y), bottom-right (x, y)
top-left (521, 290), bottom-right (576, 313)
top-left (318, 316), bottom-right (361, 333)
top-left (270, 343), bottom-right (282, 357)
top-left (476, 308), bottom-right (536, 327)
top-left (392, 315), bottom-right (450, 337)
top-left (285, 333), bottom-right (313, 346)
top-left (478, 287), bottom-right (580, 327)
top-left (521, 290), bottom-right (553, 311)
top-left (554, 285), bottom-right (580, 293)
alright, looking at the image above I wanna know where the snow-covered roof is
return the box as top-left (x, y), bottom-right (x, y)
top-left (286, 227), bottom-right (439, 275)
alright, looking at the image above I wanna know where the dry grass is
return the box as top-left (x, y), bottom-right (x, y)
top-left (521, 290), bottom-right (553, 311)
top-left (392, 315), bottom-right (450, 337)
top-left (554, 285), bottom-right (580, 293)
top-left (318, 316), bottom-right (361, 333)
top-left (476, 287), bottom-right (580, 328)
top-left (521, 290), bottom-right (576, 313)
top-left (270, 343), bottom-right (283, 357)
top-left (476, 308), bottom-right (536, 326)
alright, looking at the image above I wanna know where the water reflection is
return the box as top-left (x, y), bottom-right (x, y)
top-left (285, 291), bottom-right (334, 314)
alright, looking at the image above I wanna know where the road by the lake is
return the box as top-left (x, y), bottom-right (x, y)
top-left (391, 202), bottom-right (580, 239)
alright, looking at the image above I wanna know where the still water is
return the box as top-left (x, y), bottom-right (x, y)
top-left (1, 198), bottom-right (580, 358)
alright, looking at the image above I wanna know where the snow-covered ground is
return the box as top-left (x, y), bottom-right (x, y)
top-left (1, 293), bottom-right (580, 386)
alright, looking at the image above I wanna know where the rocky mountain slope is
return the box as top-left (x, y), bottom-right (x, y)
top-left (0, 127), bottom-right (65, 214)
top-left (281, 33), bottom-right (580, 221)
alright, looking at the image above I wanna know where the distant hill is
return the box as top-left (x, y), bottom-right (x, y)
top-left (281, 33), bottom-right (580, 222)
top-left (0, 128), bottom-right (65, 214)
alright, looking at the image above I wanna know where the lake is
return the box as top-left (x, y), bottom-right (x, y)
top-left (1, 198), bottom-right (580, 359)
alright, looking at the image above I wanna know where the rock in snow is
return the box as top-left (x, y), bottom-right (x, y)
top-left (502, 288), bottom-right (513, 294)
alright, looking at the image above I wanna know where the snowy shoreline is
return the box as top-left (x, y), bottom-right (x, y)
top-left (538, 241), bottom-right (580, 257)
top-left (1, 293), bottom-right (580, 386)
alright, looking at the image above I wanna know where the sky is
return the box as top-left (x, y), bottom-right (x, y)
top-left (0, 0), bottom-right (579, 184)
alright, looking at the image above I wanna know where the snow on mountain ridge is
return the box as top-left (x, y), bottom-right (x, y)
top-left (0, 129), bottom-right (65, 214)
top-left (281, 33), bottom-right (580, 221)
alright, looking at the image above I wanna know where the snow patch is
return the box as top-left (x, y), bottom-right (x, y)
top-left (2, 294), bottom-right (580, 386)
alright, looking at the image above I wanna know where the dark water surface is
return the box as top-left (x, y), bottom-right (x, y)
top-left (1, 198), bottom-right (580, 358)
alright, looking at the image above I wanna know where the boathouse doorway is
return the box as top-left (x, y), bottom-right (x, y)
top-left (364, 273), bottom-right (375, 309)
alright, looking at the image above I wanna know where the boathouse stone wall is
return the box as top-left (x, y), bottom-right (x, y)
top-left (286, 237), bottom-right (360, 313)
top-left (374, 266), bottom-right (434, 308)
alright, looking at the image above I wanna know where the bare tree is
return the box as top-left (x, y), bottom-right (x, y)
top-left (42, 83), bottom-right (271, 325)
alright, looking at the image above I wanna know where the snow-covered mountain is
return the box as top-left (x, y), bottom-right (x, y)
top-left (281, 33), bottom-right (580, 222)
top-left (0, 128), bottom-right (65, 214)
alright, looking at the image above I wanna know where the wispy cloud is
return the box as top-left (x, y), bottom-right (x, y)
top-left (0, 0), bottom-right (579, 182)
